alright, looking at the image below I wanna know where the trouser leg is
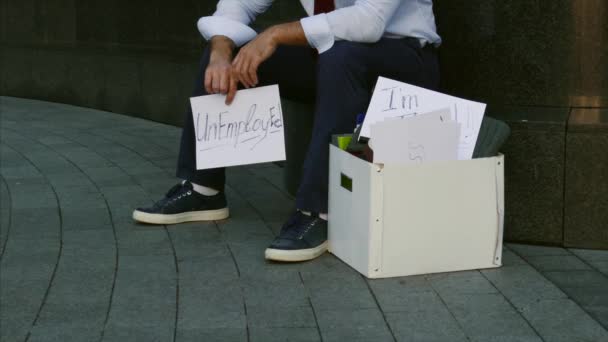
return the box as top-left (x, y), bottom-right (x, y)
top-left (295, 38), bottom-right (440, 213)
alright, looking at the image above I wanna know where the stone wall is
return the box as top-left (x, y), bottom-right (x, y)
top-left (0, 1), bottom-right (304, 125)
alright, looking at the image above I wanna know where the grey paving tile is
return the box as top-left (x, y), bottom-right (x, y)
top-left (37, 135), bottom-right (74, 145)
top-left (83, 166), bottom-right (135, 187)
top-left (1, 237), bottom-right (60, 281)
top-left (8, 185), bottom-right (57, 209)
top-left (367, 276), bottom-right (435, 312)
top-left (428, 270), bottom-right (499, 296)
top-left (501, 249), bottom-right (528, 267)
top-left (316, 308), bottom-right (394, 342)
top-left (441, 294), bottom-right (543, 342)
top-left (178, 281), bottom-right (245, 330)
top-left (249, 327), bottom-right (321, 342)
top-left (481, 265), bottom-right (567, 306)
top-left (518, 299), bottom-right (608, 342)
top-left (24, 151), bottom-right (79, 175)
top-left (177, 256), bottom-right (240, 285)
top-left (28, 323), bottom-right (103, 342)
top-left (168, 223), bottom-right (226, 258)
top-left (544, 270), bottom-right (608, 289)
top-left (247, 305), bottom-right (317, 328)
top-left (386, 306), bottom-right (468, 342)
top-left (242, 277), bottom-right (310, 308)
top-left (526, 255), bottom-right (592, 272)
top-left (570, 249), bottom-right (608, 263)
top-left (0, 165), bottom-right (44, 180)
top-left (62, 207), bottom-right (113, 231)
top-left (0, 279), bottom-right (49, 342)
top-left (9, 207), bottom-right (60, 238)
top-left (176, 327), bottom-right (248, 342)
top-left (508, 243), bottom-right (570, 257)
top-left (101, 323), bottom-right (175, 342)
top-left (116, 228), bottom-right (174, 256)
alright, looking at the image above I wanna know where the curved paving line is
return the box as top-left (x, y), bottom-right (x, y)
top-left (0, 175), bottom-right (13, 260)
top-left (30, 126), bottom-right (181, 342)
top-left (0, 137), bottom-right (64, 342)
top-left (3, 127), bottom-right (123, 342)
top-left (84, 130), bottom-right (181, 342)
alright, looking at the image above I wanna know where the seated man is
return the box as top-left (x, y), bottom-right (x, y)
top-left (133, 0), bottom-right (441, 262)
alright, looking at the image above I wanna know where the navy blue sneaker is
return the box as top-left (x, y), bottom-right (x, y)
top-left (132, 182), bottom-right (229, 224)
top-left (265, 211), bottom-right (328, 262)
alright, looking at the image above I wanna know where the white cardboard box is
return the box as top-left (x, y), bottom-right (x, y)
top-left (328, 145), bottom-right (505, 278)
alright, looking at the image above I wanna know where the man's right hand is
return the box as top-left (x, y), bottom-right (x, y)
top-left (204, 36), bottom-right (238, 105)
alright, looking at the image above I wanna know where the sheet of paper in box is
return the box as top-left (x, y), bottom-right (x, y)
top-left (361, 77), bottom-right (486, 160)
top-left (370, 111), bottom-right (460, 165)
top-left (190, 85), bottom-right (286, 170)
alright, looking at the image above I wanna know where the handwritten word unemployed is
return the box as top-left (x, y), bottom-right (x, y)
top-left (195, 104), bottom-right (283, 151)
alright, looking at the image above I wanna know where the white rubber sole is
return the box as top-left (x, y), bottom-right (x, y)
top-left (132, 208), bottom-right (229, 225)
top-left (264, 241), bottom-right (329, 262)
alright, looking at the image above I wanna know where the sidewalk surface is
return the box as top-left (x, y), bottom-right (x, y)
top-left (1, 96), bottom-right (608, 342)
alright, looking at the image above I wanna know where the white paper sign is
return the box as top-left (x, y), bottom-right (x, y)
top-left (190, 85), bottom-right (286, 170)
top-left (370, 116), bottom-right (460, 165)
top-left (362, 77), bottom-right (486, 160)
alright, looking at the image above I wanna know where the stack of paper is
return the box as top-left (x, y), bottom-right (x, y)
top-left (363, 77), bottom-right (487, 165)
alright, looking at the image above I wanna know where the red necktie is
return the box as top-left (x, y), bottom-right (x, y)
top-left (314, 0), bottom-right (335, 14)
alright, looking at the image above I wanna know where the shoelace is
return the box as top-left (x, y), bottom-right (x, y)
top-left (281, 212), bottom-right (320, 240)
top-left (151, 183), bottom-right (192, 209)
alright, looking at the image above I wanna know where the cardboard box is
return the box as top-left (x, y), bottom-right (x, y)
top-left (328, 145), bottom-right (505, 278)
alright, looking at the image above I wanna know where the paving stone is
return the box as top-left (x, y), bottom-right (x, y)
top-left (544, 270), bottom-right (608, 289)
top-left (385, 306), bottom-right (468, 342)
top-left (0, 165), bottom-right (44, 180)
top-left (82, 166), bottom-right (134, 187)
top-left (501, 248), bottom-right (528, 267)
top-left (101, 323), bottom-right (175, 342)
top-left (8, 184), bottom-right (57, 209)
top-left (116, 228), bottom-right (174, 256)
top-left (178, 255), bottom-right (240, 285)
top-left (249, 327), bottom-right (321, 342)
top-left (316, 309), bottom-right (394, 342)
top-left (0, 278), bottom-right (50, 342)
top-left (367, 276), bottom-right (435, 312)
top-left (178, 281), bottom-right (245, 329)
top-left (62, 207), bottom-right (113, 231)
top-left (242, 276), bottom-right (310, 308)
top-left (176, 328), bottom-right (247, 342)
top-left (481, 265), bottom-right (567, 306)
top-left (441, 294), bottom-right (543, 342)
top-left (508, 243), bottom-right (570, 257)
top-left (525, 255), bottom-right (592, 272)
top-left (518, 299), bottom-right (608, 342)
top-left (1, 237), bottom-right (59, 281)
top-left (247, 305), bottom-right (317, 328)
top-left (9, 207), bottom-right (60, 238)
top-left (428, 271), bottom-right (499, 296)
top-left (168, 223), bottom-right (226, 258)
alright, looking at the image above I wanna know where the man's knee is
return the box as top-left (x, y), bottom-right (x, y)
top-left (318, 41), bottom-right (366, 67)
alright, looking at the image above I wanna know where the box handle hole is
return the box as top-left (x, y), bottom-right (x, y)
top-left (340, 173), bottom-right (353, 192)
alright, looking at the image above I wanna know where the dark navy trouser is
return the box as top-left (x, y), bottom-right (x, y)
top-left (176, 38), bottom-right (439, 213)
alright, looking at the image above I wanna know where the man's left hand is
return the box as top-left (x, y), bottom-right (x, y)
top-left (232, 28), bottom-right (278, 89)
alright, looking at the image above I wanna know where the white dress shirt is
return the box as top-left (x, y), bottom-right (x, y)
top-left (197, 0), bottom-right (442, 53)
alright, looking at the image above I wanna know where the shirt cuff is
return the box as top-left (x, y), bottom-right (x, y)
top-left (197, 16), bottom-right (258, 47)
top-left (300, 14), bottom-right (335, 54)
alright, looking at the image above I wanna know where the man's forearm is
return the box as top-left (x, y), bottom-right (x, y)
top-left (210, 35), bottom-right (236, 62)
top-left (266, 21), bottom-right (309, 47)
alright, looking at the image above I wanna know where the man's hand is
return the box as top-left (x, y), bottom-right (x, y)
top-left (232, 28), bottom-right (278, 89)
top-left (204, 35), bottom-right (239, 104)
top-left (232, 22), bottom-right (308, 89)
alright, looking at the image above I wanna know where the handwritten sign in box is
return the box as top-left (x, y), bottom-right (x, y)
top-left (362, 77), bottom-right (486, 160)
top-left (190, 85), bottom-right (286, 170)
